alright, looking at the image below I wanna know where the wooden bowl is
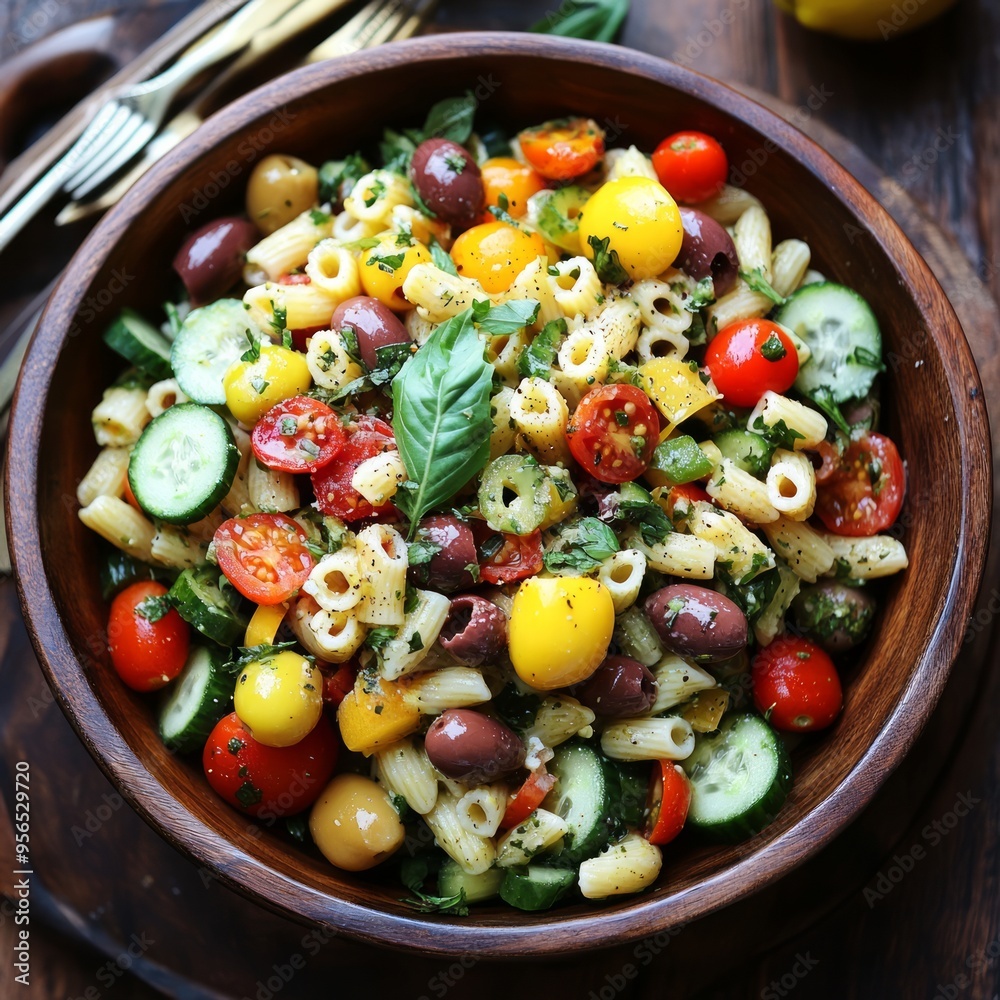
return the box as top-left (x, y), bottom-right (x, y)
top-left (6, 33), bottom-right (991, 957)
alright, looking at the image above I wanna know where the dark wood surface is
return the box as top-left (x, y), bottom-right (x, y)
top-left (0, 0), bottom-right (998, 997)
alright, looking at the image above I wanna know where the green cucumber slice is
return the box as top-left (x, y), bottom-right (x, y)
top-left (128, 403), bottom-right (238, 525)
top-left (775, 282), bottom-right (883, 404)
top-left (103, 309), bottom-right (173, 380)
top-left (438, 859), bottom-right (504, 904)
top-left (683, 713), bottom-right (792, 842)
top-left (171, 299), bottom-right (260, 405)
top-left (99, 548), bottom-right (175, 601)
top-left (158, 646), bottom-right (232, 753)
top-left (169, 567), bottom-right (247, 647)
top-left (499, 865), bottom-right (576, 911)
top-left (714, 429), bottom-right (774, 477)
top-left (544, 741), bottom-right (614, 863)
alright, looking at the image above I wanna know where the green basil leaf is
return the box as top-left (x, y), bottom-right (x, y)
top-left (318, 152), bottom-right (369, 203)
top-left (739, 267), bottom-right (785, 305)
top-left (531, 0), bottom-right (629, 42)
top-left (421, 92), bottom-right (478, 144)
top-left (473, 299), bottom-right (541, 336)
top-left (429, 237), bottom-right (459, 276)
top-left (391, 310), bottom-right (494, 536)
top-left (587, 235), bottom-right (630, 285)
top-left (517, 318), bottom-right (567, 381)
top-left (543, 517), bottom-right (619, 574)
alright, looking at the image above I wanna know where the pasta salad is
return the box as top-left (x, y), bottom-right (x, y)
top-left (80, 96), bottom-right (908, 913)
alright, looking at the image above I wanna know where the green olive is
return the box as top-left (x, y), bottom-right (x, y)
top-left (246, 154), bottom-right (319, 235)
top-left (309, 774), bottom-right (404, 871)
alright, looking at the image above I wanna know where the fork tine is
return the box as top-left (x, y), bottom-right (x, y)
top-left (68, 119), bottom-right (159, 200)
top-left (62, 108), bottom-right (148, 192)
top-left (306, 0), bottom-right (407, 61)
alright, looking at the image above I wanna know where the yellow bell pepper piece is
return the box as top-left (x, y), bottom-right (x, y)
top-left (244, 603), bottom-right (287, 647)
top-left (337, 673), bottom-right (420, 755)
top-left (773, 0), bottom-right (957, 41)
top-left (639, 358), bottom-right (720, 436)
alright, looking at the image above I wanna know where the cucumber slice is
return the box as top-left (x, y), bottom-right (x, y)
top-left (438, 859), bottom-right (504, 904)
top-left (544, 741), bottom-right (614, 863)
top-left (775, 282), bottom-right (882, 404)
top-left (103, 309), bottom-right (173, 380)
top-left (169, 567), bottom-right (248, 646)
top-left (714, 429), bottom-right (774, 477)
top-left (499, 865), bottom-right (576, 912)
top-left (607, 759), bottom-right (650, 830)
top-left (171, 299), bottom-right (259, 405)
top-left (158, 646), bottom-right (232, 753)
top-left (537, 185), bottom-right (590, 253)
top-left (128, 403), bottom-right (238, 525)
top-left (683, 713), bottom-right (792, 842)
top-left (99, 548), bottom-right (175, 601)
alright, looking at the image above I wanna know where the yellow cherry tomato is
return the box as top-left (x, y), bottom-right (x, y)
top-left (509, 577), bottom-right (615, 690)
top-left (578, 176), bottom-right (683, 281)
top-left (480, 157), bottom-right (547, 219)
top-left (451, 221), bottom-right (547, 294)
top-left (223, 344), bottom-right (311, 425)
top-left (234, 650), bottom-right (323, 748)
top-left (638, 357), bottom-right (721, 435)
top-left (360, 238), bottom-right (432, 311)
top-left (309, 773), bottom-right (405, 871)
top-left (244, 603), bottom-right (286, 647)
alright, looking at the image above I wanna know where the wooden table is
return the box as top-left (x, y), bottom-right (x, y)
top-left (0, 1), bottom-right (998, 997)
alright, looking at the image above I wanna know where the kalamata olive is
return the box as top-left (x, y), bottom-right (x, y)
top-left (407, 515), bottom-right (477, 594)
top-left (790, 582), bottom-right (876, 654)
top-left (424, 709), bottom-right (525, 784)
top-left (645, 584), bottom-right (748, 663)
top-left (409, 139), bottom-right (484, 228)
top-left (172, 217), bottom-right (257, 306)
top-left (438, 595), bottom-right (507, 666)
top-left (677, 208), bottom-right (740, 297)
top-left (576, 655), bottom-right (657, 717)
top-left (330, 296), bottom-right (410, 371)
top-left (841, 395), bottom-right (880, 432)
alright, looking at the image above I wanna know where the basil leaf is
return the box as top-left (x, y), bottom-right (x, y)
top-left (135, 594), bottom-right (174, 623)
top-left (421, 92), bottom-right (477, 144)
top-left (739, 267), bottom-right (785, 305)
top-left (680, 277), bottom-right (715, 312)
top-left (429, 237), bottom-right (459, 276)
top-left (381, 128), bottom-right (417, 174)
top-left (318, 152), bottom-right (369, 203)
top-left (473, 298), bottom-right (541, 336)
top-left (543, 517), bottom-right (619, 574)
top-left (807, 387), bottom-right (851, 436)
top-left (588, 235), bottom-right (630, 285)
top-left (517, 318), bottom-right (567, 381)
top-left (531, 0), bottom-right (629, 41)
top-left (391, 309), bottom-right (494, 536)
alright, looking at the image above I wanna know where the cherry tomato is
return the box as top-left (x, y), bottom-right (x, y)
top-left (704, 319), bottom-right (799, 409)
top-left (812, 439), bottom-right (842, 485)
top-left (500, 767), bottom-right (557, 830)
top-left (214, 513), bottom-right (315, 605)
top-left (815, 432), bottom-right (905, 537)
top-left (322, 661), bottom-right (358, 708)
top-left (480, 157), bottom-right (547, 218)
top-left (518, 117), bottom-right (606, 181)
top-left (567, 384), bottom-right (660, 484)
top-left (202, 712), bottom-right (338, 817)
top-left (474, 525), bottom-right (544, 585)
top-left (251, 396), bottom-right (346, 474)
top-left (645, 760), bottom-right (691, 845)
top-left (665, 483), bottom-right (713, 524)
top-left (451, 221), bottom-right (547, 295)
top-left (107, 581), bottom-right (190, 692)
top-left (278, 272), bottom-right (311, 285)
top-left (122, 474), bottom-right (142, 513)
top-left (310, 415), bottom-right (398, 522)
top-left (751, 636), bottom-right (843, 732)
top-left (652, 131), bottom-right (729, 204)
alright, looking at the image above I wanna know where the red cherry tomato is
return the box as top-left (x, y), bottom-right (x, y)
top-left (203, 712), bottom-right (338, 817)
top-left (473, 524), bottom-right (544, 585)
top-left (107, 581), bottom-right (190, 692)
top-left (812, 439), bottom-right (842, 485)
top-left (518, 117), bottom-right (606, 181)
top-left (251, 396), bottom-right (346, 474)
top-left (567, 384), bottom-right (660, 484)
top-left (704, 319), bottom-right (799, 409)
top-left (278, 273), bottom-right (311, 285)
top-left (652, 131), bottom-right (728, 204)
top-left (214, 512), bottom-right (315, 605)
top-left (815, 432), bottom-right (905, 537)
top-left (500, 766), bottom-right (557, 830)
top-left (665, 483), bottom-right (713, 524)
top-left (645, 760), bottom-right (691, 845)
top-left (321, 661), bottom-right (358, 707)
top-left (752, 636), bottom-right (843, 732)
top-left (311, 415), bottom-right (398, 522)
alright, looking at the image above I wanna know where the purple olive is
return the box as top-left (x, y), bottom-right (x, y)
top-left (409, 139), bottom-right (484, 229)
top-left (424, 709), bottom-right (525, 784)
top-left (576, 656), bottom-right (657, 717)
top-left (438, 595), bottom-right (507, 666)
top-left (407, 515), bottom-right (478, 594)
top-left (677, 208), bottom-right (740, 297)
top-left (645, 584), bottom-right (748, 663)
top-left (172, 217), bottom-right (257, 306)
top-left (330, 296), bottom-right (410, 371)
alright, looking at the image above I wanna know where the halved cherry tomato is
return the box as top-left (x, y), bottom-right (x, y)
top-left (122, 474), bottom-right (142, 513)
top-left (645, 760), bottom-right (691, 845)
top-left (107, 581), bottom-right (190, 691)
top-left (567, 384), bottom-right (660, 484)
top-left (251, 396), bottom-right (346, 474)
top-left (652, 131), bottom-right (728, 204)
top-left (812, 439), bottom-right (842, 485)
top-left (322, 661), bottom-right (358, 708)
top-left (752, 636), bottom-right (842, 732)
top-left (203, 712), bottom-right (338, 817)
top-left (500, 766), bottom-right (557, 830)
top-left (214, 513), bottom-right (315, 605)
top-left (815, 431), bottom-right (904, 537)
top-left (518, 117), bottom-right (606, 181)
top-left (704, 319), bottom-right (799, 409)
top-left (665, 483), bottom-right (713, 524)
top-left (310, 415), bottom-right (398, 522)
top-left (473, 524), bottom-right (544, 585)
